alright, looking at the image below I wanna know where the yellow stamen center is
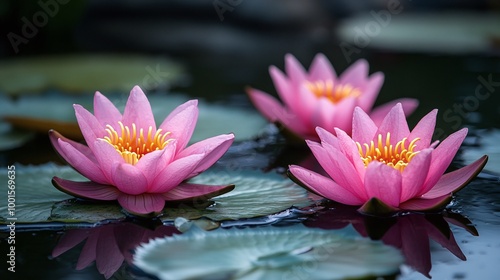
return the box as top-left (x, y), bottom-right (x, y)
top-left (355, 133), bottom-right (420, 172)
top-left (102, 121), bottom-right (172, 165)
top-left (305, 80), bottom-right (361, 104)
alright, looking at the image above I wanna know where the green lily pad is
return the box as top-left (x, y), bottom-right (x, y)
top-left (0, 54), bottom-right (184, 95)
top-left (0, 93), bottom-right (266, 142)
top-left (1, 164), bottom-right (312, 225)
top-left (134, 224), bottom-right (404, 280)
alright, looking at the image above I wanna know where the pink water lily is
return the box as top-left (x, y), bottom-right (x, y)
top-left (288, 103), bottom-right (488, 214)
top-left (49, 86), bottom-right (235, 215)
top-left (246, 53), bottom-right (418, 141)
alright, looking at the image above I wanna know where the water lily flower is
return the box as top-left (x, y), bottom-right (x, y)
top-left (246, 53), bottom-right (418, 141)
top-left (288, 103), bottom-right (488, 214)
top-left (49, 86), bottom-right (235, 215)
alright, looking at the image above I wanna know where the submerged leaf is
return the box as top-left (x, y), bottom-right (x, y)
top-left (134, 224), bottom-right (403, 280)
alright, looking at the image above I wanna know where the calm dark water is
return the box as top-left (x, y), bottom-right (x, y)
top-left (1, 51), bottom-right (500, 280)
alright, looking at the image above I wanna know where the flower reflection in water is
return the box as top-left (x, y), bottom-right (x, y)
top-left (52, 221), bottom-right (179, 279)
top-left (304, 202), bottom-right (478, 278)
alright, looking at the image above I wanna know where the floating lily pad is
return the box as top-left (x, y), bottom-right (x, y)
top-left (0, 54), bottom-right (184, 95)
top-left (134, 224), bottom-right (404, 280)
top-left (1, 164), bottom-right (312, 225)
top-left (0, 93), bottom-right (266, 142)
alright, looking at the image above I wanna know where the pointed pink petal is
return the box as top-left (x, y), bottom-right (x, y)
top-left (375, 103), bottom-right (410, 145)
top-left (424, 219), bottom-right (466, 261)
top-left (162, 183), bottom-right (235, 201)
top-left (93, 91), bottom-right (122, 127)
top-left (49, 130), bottom-right (108, 184)
top-left (285, 53), bottom-right (307, 86)
top-left (334, 128), bottom-right (367, 178)
top-left (316, 126), bottom-right (340, 149)
top-left (246, 87), bottom-right (283, 122)
top-left (117, 193), bottom-right (166, 215)
top-left (352, 106), bottom-right (378, 144)
top-left (52, 177), bottom-right (120, 200)
top-left (92, 140), bottom-right (125, 182)
top-left (122, 86), bottom-right (156, 133)
top-left (322, 141), bottom-right (367, 200)
top-left (330, 97), bottom-right (357, 133)
top-left (311, 98), bottom-right (337, 131)
top-left (159, 100), bottom-right (198, 152)
top-left (178, 134), bottom-right (235, 178)
top-left (356, 72), bottom-right (384, 111)
top-left (420, 128), bottom-right (468, 195)
top-left (76, 231), bottom-right (98, 269)
top-left (364, 162), bottom-right (402, 207)
top-left (422, 155), bottom-right (487, 199)
top-left (52, 229), bottom-right (90, 257)
top-left (339, 59), bottom-right (368, 86)
top-left (307, 140), bottom-right (339, 180)
top-left (135, 141), bottom-right (177, 186)
top-left (401, 148), bottom-right (432, 202)
top-left (308, 53), bottom-right (336, 81)
top-left (297, 85), bottom-right (319, 127)
top-left (96, 227), bottom-right (124, 279)
top-left (74, 104), bottom-right (106, 148)
top-left (369, 98), bottom-right (419, 126)
top-left (408, 109), bottom-right (438, 151)
top-left (111, 163), bottom-right (149, 195)
top-left (150, 153), bottom-right (205, 193)
top-left (399, 194), bottom-right (452, 211)
top-left (288, 165), bottom-right (364, 205)
top-left (269, 66), bottom-right (297, 112)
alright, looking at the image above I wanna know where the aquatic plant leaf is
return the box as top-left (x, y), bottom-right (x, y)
top-left (134, 224), bottom-right (404, 280)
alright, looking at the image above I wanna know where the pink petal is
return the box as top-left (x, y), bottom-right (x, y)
top-left (352, 106), bottom-right (378, 144)
top-left (162, 183), bottom-right (235, 201)
top-left (288, 165), bottom-right (364, 205)
top-left (117, 193), bottom-right (166, 215)
top-left (96, 227), bottom-right (125, 278)
top-left (246, 87), bottom-right (283, 122)
top-left (422, 155), bottom-right (487, 199)
top-left (122, 85), bottom-right (156, 133)
top-left (52, 177), bottom-right (120, 200)
top-left (399, 194), bottom-right (452, 211)
top-left (322, 141), bottom-right (367, 200)
top-left (297, 85), bottom-right (319, 127)
top-left (76, 231), bottom-right (98, 269)
top-left (93, 91), bottom-right (122, 127)
top-left (375, 103), bottom-right (410, 145)
top-left (400, 148), bottom-right (433, 202)
top-left (420, 128), bottom-right (468, 195)
top-left (52, 229), bottom-right (90, 257)
top-left (356, 72), bottom-right (384, 111)
top-left (92, 140), bottom-right (125, 182)
top-left (370, 98), bottom-right (419, 126)
top-left (111, 163), bottom-right (149, 195)
top-left (149, 153), bottom-right (205, 193)
top-left (398, 217), bottom-right (432, 277)
top-left (285, 53), bottom-right (307, 86)
top-left (339, 59), bottom-right (368, 86)
top-left (49, 130), bottom-right (108, 184)
top-left (330, 97), bottom-right (357, 133)
top-left (159, 100), bottom-right (198, 152)
top-left (311, 98), bottom-right (336, 131)
top-left (178, 134), bottom-right (235, 178)
top-left (316, 126), bottom-right (340, 149)
top-left (308, 53), bottom-right (337, 81)
top-left (425, 219), bottom-right (466, 261)
top-left (135, 141), bottom-right (177, 186)
top-left (307, 140), bottom-right (339, 180)
top-left (74, 104), bottom-right (106, 148)
top-left (408, 109), bottom-right (438, 151)
top-left (364, 162), bottom-right (402, 207)
top-left (269, 66), bottom-right (297, 112)
top-left (334, 128), bottom-right (367, 178)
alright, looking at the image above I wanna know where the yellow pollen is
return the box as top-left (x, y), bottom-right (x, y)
top-left (101, 121), bottom-right (172, 165)
top-left (355, 133), bottom-right (420, 172)
top-left (305, 80), bottom-right (361, 104)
